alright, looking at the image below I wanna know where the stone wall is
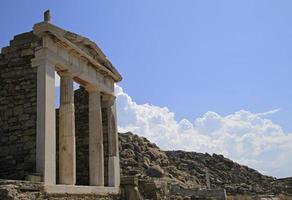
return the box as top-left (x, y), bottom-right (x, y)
top-left (102, 100), bottom-right (110, 186)
top-left (0, 32), bottom-right (41, 180)
top-left (74, 87), bottom-right (90, 185)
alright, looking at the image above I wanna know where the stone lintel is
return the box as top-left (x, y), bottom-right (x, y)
top-left (85, 84), bottom-right (98, 93)
top-left (33, 47), bottom-right (115, 96)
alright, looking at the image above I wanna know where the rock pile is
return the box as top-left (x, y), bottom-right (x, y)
top-left (119, 132), bottom-right (291, 196)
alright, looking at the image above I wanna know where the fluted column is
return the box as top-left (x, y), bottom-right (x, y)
top-left (104, 95), bottom-right (120, 187)
top-left (87, 85), bottom-right (104, 186)
top-left (58, 71), bottom-right (76, 185)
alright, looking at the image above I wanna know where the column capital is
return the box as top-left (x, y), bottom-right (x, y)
top-left (86, 85), bottom-right (100, 93)
top-left (102, 93), bottom-right (116, 105)
top-left (57, 70), bottom-right (73, 77)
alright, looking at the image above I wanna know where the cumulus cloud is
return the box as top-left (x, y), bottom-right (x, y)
top-left (116, 85), bottom-right (292, 178)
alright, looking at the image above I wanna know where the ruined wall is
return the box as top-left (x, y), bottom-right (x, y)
top-left (0, 32), bottom-right (41, 180)
top-left (74, 87), bottom-right (90, 185)
top-left (102, 97), bottom-right (110, 186)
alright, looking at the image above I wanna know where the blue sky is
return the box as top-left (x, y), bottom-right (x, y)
top-left (1, 1), bottom-right (292, 177)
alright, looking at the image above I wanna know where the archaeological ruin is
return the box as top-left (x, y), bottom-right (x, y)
top-left (0, 10), bottom-right (122, 195)
top-left (2, 10), bottom-right (291, 200)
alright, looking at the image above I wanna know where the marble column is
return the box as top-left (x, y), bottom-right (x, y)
top-left (33, 59), bottom-right (56, 185)
top-left (87, 86), bottom-right (104, 186)
top-left (58, 71), bottom-right (76, 185)
top-left (104, 95), bottom-right (120, 187)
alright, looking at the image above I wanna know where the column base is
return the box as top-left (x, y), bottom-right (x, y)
top-left (108, 156), bottom-right (120, 187)
top-left (44, 185), bottom-right (119, 195)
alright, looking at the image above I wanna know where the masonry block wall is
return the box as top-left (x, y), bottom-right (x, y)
top-left (0, 32), bottom-right (41, 180)
top-left (102, 101), bottom-right (110, 186)
top-left (74, 87), bottom-right (90, 185)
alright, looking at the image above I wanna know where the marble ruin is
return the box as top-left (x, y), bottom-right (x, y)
top-left (0, 10), bottom-right (122, 195)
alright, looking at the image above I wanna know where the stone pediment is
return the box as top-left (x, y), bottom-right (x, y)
top-left (63, 31), bottom-right (121, 81)
top-left (33, 21), bottom-right (122, 82)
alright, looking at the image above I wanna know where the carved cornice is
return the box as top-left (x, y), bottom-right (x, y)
top-left (33, 22), bottom-right (122, 82)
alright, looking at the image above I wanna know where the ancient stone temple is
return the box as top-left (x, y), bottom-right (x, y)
top-left (0, 11), bottom-right (122, 195)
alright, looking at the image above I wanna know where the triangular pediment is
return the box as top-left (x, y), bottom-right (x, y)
top-left (33, 22), bottom-right (122, 82)
top-left (63, 31), bottom-right (121, 80)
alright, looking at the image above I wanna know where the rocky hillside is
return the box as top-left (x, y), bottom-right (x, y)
top-left (119, 132), bottom-right (291, 195)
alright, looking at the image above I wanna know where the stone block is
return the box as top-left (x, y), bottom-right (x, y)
top-left (121, 176), bottom-right (138, 186)
top-left (108, 156), bottom-right (120, 187)
top-left (21, 49), bottom-right (34, 57)
top-left (25, 174), bottom-right (42, 182)
top-left (1, 47), bottom-right (10, 55)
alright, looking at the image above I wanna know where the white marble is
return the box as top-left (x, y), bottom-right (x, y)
top-left (87, 86), bottom-right (104, 186)
top-left (32, 58), bottom-right (56, 185)
top-left (59, 71), bottom-right (76, 185)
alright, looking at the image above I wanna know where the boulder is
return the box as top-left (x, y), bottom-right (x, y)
top-left (146, 165), bottom-right (164, 177)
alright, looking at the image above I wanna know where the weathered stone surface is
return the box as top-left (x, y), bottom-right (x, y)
top-left (119, 132), bottom-right (292, 197)
top-left (146, 165), bottom-right (164, 178)
top-left (0, 180), bottom-right (119, 200)
top-left (170, 186), bottom-right (227, 200)
top-left (0, 31), bottom-right (40, 180)
top-left (58, 72), bottom-right (76, 185)
top-left (120, 176), bottom-right (143, 200)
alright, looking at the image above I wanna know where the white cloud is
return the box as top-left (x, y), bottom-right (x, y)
top-left (255, 108), bottom-right (281, 117)
top-left (116, 85), bottom-right (292, 178)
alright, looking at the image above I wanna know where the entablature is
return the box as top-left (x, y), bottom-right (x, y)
top-left (31, 36), bottom-right (115, 96)
top-left (33, 21), bottom-right (122, 83)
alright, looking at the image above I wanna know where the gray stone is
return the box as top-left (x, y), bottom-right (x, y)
top-left (146, 165), bottom-right (164, 177)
